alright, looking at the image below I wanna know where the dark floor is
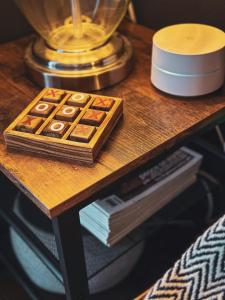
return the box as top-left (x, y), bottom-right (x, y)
top-left (0, 269), bottom-right (29, 300)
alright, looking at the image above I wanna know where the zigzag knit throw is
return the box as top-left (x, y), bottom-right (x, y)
top-left (146, 215), bottom-right (225, 300)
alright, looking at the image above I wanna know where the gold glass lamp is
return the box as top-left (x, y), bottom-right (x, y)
top-left (15, 0), bottom-right (133, 91)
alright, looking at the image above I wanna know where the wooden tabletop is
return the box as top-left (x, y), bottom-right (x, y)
top-left (0, 22), bottom-right (225, 218)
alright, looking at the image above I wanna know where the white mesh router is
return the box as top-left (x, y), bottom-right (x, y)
top-left (151, 23), bottom-right (225, 97)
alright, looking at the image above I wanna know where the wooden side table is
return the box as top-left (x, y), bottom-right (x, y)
top-left (0, 21), bottom-right (225, 300)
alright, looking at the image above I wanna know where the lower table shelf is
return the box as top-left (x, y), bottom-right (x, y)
top-left (0, 231), bottom-right (64, 300)
top-left (0, 173), bottom-right (221, 300)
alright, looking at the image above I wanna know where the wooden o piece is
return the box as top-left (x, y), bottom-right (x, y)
top-left (50, 122), bottom-right (65, 132)
top-left (42, 120), bottom-right (69, 138)
top-left (36, 103), bottom-right (48, 111)
top-left (30, 102), bottom-right (55, 117)
top-left (55, 105), bottom-right (80, 122)
top-left (67, 93), bottom-right (90, 107)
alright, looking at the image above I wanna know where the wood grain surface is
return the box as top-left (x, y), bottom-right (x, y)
top-left (0, 21), bottom-right (225, 218)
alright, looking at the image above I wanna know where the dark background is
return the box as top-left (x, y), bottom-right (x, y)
top-left (0, 0), bottom-right (225, 42)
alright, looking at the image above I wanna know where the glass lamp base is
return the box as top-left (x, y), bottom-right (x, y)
top-left (25, 33), bottom-right (133, 91)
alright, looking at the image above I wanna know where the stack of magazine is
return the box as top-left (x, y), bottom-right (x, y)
top-left (80, 147), bottom-right (203, 246)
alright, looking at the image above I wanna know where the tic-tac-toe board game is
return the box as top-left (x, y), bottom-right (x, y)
top-left (4, 88), bottom-right (123, 164)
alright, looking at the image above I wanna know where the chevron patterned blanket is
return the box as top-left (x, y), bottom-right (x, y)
top-left (145, 215), bottom-right (225, 300)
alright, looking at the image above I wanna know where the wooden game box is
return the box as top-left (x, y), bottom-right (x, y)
top-left (4, 88), bottom-right (123, 164)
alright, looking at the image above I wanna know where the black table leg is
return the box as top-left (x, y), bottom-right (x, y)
top-left (52, 208), bottom-right (89, 300)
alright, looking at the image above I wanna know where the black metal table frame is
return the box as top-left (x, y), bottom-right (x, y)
top-left (52, 208), bottom-right (89, 300)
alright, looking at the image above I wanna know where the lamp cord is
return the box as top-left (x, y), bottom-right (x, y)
top-left (128, 2), bottom-right (137, 23)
